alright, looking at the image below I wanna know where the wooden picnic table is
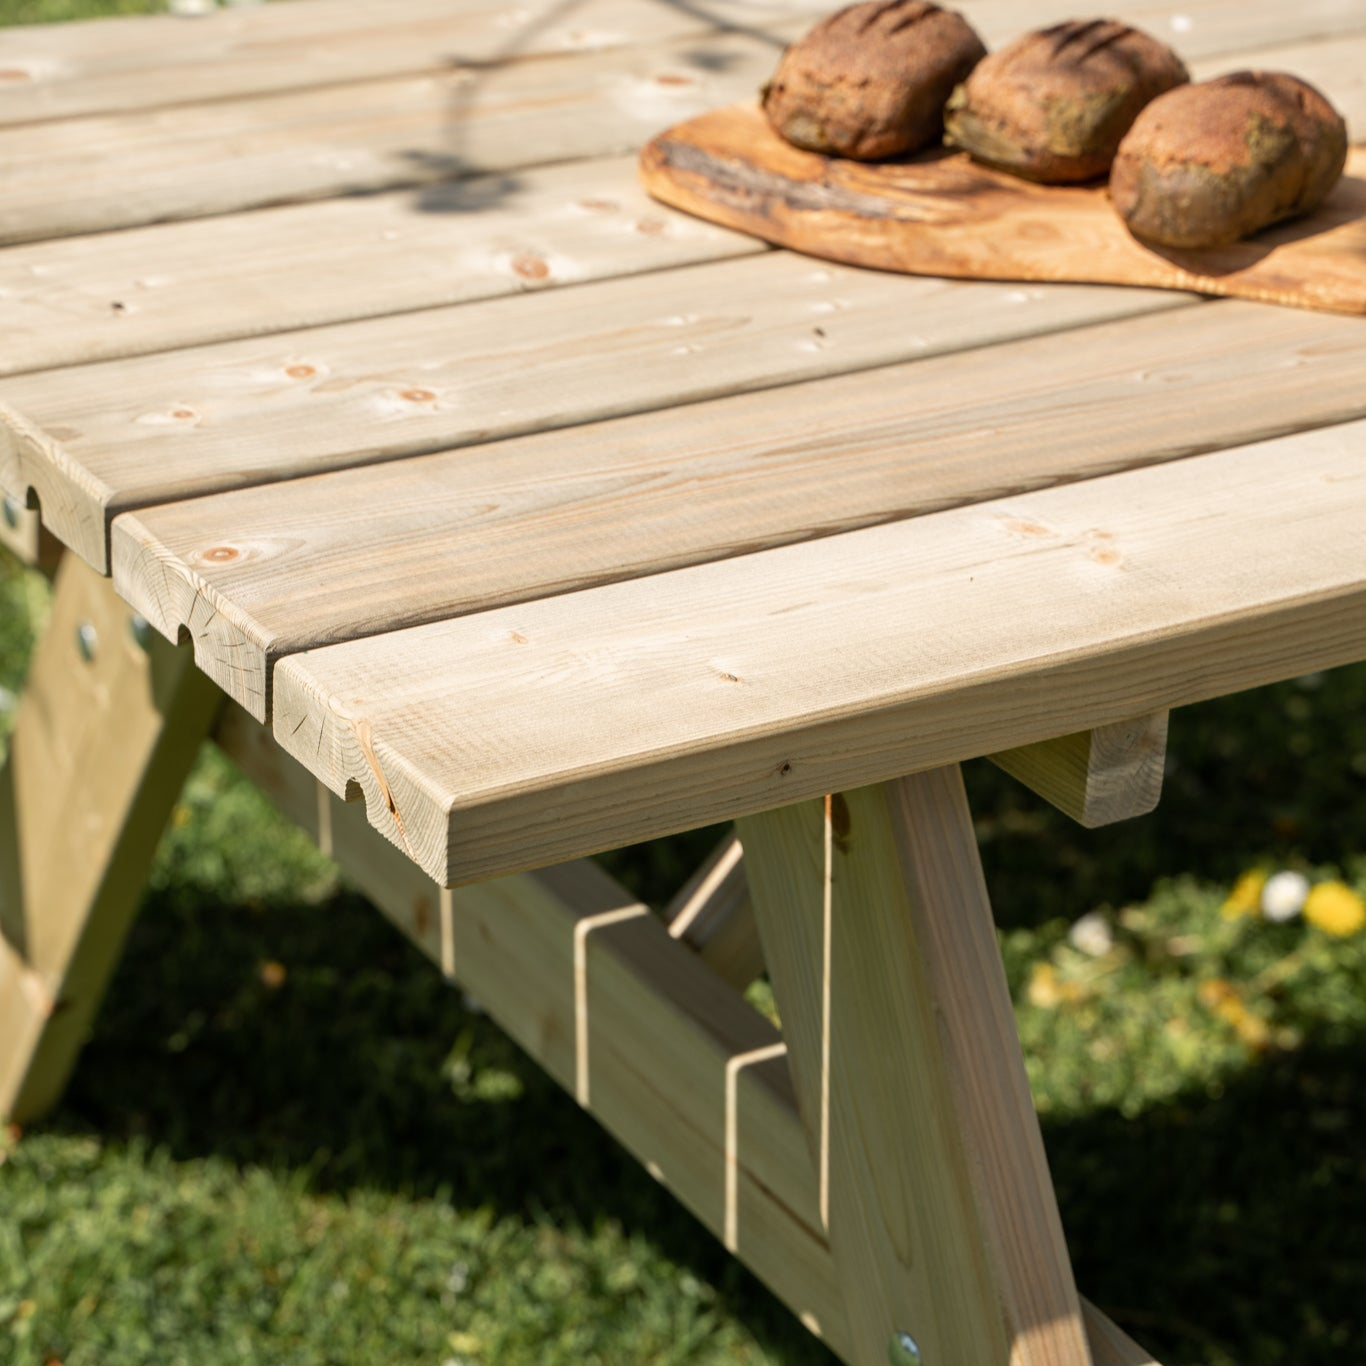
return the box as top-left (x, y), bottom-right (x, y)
top-left (2, 0), bottom-right (1365, 1361)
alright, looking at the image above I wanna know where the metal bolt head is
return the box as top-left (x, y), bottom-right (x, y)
top-left (889, 1331), bottom-right (923, 1366)
top-left (129, 613), bottom-right (153, 651)
top-left (1, 495), bottom-right (19, 530)
top-left (76, 621), bottom-right (98, 662)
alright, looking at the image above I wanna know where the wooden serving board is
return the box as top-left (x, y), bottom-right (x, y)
top-left (641, 102), bottom-right (1366, 315)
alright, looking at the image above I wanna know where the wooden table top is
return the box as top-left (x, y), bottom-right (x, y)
top-left (2, 0), bottom-right (1364, 886)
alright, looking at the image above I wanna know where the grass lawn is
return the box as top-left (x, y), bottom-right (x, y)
top-left (4, 3), bottom-right (1366, 1363)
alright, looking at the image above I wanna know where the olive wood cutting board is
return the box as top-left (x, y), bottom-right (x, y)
top-left (640, 102), bottom-right (1366, 315)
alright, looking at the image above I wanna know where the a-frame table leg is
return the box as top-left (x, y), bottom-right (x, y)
top-left (1, 554), bottom-right (220, 1123)
top-left (738, 765), bottom-right (1094, 1366)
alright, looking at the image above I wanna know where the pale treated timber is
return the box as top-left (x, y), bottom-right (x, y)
top-left (101, 297), bottom-right (1366, 715)
top-left (3, 15), bottom-right (1364, 251)
top-left (0, 0), bottom-right (1357, 127)
top-left (0, 156), bottom-right (760, 379)
top-left (269, 421), bottom-right (1366, 887)
top-left (0, 22), bottom-right (809, 248)
top-left (0, 0), bottom-right (827, 126)
top-left (739, 771), bottom-right (1091, 1366)
top-left (212, 705), bottom-right (1163, 1366)
top-left (0, 555), bottom-right (220, 1123)
top-left (989, 714), bottom-right (1170, 828)
top-left (0, 497), bottom-right (61, 576)
top-left (26, 258), bottom-right (1199, 576)
top-left (665, 834), bottom-right (764, 991)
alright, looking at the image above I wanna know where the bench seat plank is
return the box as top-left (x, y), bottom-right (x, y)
top-left (267, 421), bottom-right (1366, 885)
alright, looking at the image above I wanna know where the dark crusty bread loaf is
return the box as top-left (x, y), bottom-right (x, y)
top-left (1111, 72), bottom-right (1348, 248)
top-left (943, 20), bottom-right (1188, 182)
top-left (762, 1), bottom-right (986, 161)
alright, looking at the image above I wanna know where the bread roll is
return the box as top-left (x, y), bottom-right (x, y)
top-left (762, 1), bottom-right (986, 161)
top-left (1111, 71), bottom-right (1348, 248)
top-left (944, 20), bottom-right (1188, 182)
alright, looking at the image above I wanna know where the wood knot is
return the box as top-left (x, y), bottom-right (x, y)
top-left (286, 363), bottom-right (317, 379)
top-left (511, 253), bottom-right (550, 280)
top-left (400, 387), bottom-right (437, 403)
top-left (203, 546), bottom-right (240, 562)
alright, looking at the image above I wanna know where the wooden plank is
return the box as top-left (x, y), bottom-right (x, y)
top-left (4, 12), bottom-right (1364, 250)
top-left (215, 703), bottom-right (1164, 1366)
top-left (665, 834), bottom-right (764, 990)
top-left (0, 554), bottom-right (220, 1123)
top-left (268, 419), bottom-right (1366, 886)
top-left (0, 0), bottom-right (1357, 127)
top-left (0, 494), bottom-right (60, 574)
top-left (0, 156), bottom-right (760, 379)
top-left (989, 713), bottom-right (1169, 828)
top-left (0, 22), bottom-right (808, 248)
top-left (104, 295), bottom-right (1366, 712)
top-left (22, 255), bottom-right (1194, 576)
top-left (739, 770), bottom-right (1092, 1366)
top-left (0, 0), bottom-right (828, 126)
top-left (644, 111), bottom-right (1366, 314)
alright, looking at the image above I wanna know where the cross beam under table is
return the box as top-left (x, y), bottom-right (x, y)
top-left (0, 544), bottom-right (1162, 1365)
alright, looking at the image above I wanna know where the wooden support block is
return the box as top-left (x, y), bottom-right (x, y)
top-left (0, 496), bottom-right (61, 576)
top-left (0, 555), bottom-right (220, 1123)
top-left (214, 707), bottom-right (1164, 1366)
top-left (988, 712), bottom-right (1169, 827)
top-left (738, 769), bottom-right (1093, 1366)
top-left (665, 833), bottom-right (764, 990)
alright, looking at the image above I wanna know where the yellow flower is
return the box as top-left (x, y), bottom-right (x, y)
top-left (1198, 978), bottom-right (1270, 1050)
top-left (1222, 869), bottom-right (1267, 920)
top-left (1303, 881), bottom-right (1366, 937)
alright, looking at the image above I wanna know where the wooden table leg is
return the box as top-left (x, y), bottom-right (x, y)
top-left (0, 554), bottom-right (220, 1123)
top-left (738, 765), bottom-right (1094, 1366)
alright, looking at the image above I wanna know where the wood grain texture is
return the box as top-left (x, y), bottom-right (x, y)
top-left (641, 106), bottom-right (1366, 315)
top-left (0, 23), bottom-right (807, 248)
top-left (0, 555), bottom-right (219, 1123)
top-left (25, 253), bottom-right (1195, 578)
top-left (0, 155), bottom-right (760, 378)
top-left (0, 0), bottom-right (826, 126)
top-left (989, 714), bottom-right (1169, 828)
top-left (268, 420), bottom-right (1366, 887)
top-left (106, 294), bottom-right (1366, 714)
top-left (0, 0), bottom-right (1356, 125)
top-left (739, 771), bottom-right (1091, 1366)
top-left (215, 703), bottom-right (1164, 1366)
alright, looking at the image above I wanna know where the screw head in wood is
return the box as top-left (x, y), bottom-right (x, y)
top-left (76, 621), bottom-right (98, 662)
top-left (129, 614), bottom-right (153, 651)
top-left (889, 1331), bottom-right (923, 1366)
top-left (1, 496), bottom-right (19, 530)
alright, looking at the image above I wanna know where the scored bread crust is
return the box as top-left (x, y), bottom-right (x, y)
top-left (762, 0), bottom-right (986, 161)
top-left (1111, 72), bottom-right (1349, 248)
top-left (943, 20), bottom-right (1189, 182)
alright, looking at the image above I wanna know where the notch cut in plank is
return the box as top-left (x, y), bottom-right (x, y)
top-left (665, 834), bottom-right (764, 991)
top-left (0, 155), bottom-right (761, 379)
top-left (989, 713), bottom-right (1169, 828)
top-left (100, 294), bottom-right (1366, 721)
top-left (214, 702), bottom-right (1165, 1366)
top-left (269, 418), bottom-right (1366, 887)
top-left (0, 22), bottom-right (809, 248)
top-left (0, 0), bottom-right (828, 127)
top-left (0, 0), bottom-right (1356, 126)
top-left (0, 555), bottom-right (220, 1123)
top-left (739, 770), bottom-right (1092, 1366)
top-left (29, 255), bottom-right (1201, 576)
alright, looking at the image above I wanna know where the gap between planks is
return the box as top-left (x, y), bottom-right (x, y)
top-left (92, 295), bottom-right (1366, 720)
top-left (263, 419), bottom-right (1366, 886)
